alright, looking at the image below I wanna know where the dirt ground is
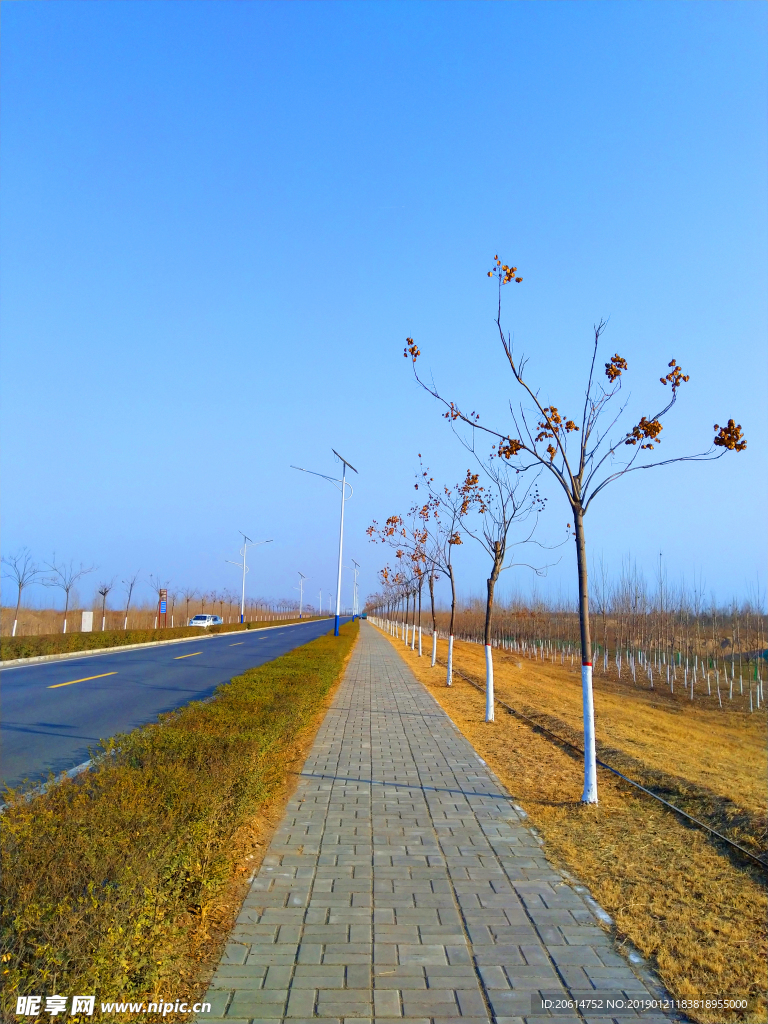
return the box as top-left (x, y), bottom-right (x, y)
top-left (380, 627), bottom-right (768, 1024)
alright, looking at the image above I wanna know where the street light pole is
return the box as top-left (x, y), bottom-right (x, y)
top-left (351, 559), bottom-right (360, 617)
top-left (291, 449), bottom-right (358, 637)
top-left (296, 571), bottom-right (307, 619)
top-left (226, 532), bottom-right (272, 623)
top-left (334, 461), bottom-right (347, 633)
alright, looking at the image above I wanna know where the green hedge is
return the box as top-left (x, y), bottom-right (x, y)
top-left (1, 619), bottom-right (358, 1021)
top-left (0, 616), bottom-right (328, 661)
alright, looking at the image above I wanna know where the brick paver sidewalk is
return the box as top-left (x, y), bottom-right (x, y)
top-left (196, 623), bottom-right (672, 1024)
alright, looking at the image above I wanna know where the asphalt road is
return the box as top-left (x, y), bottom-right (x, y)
top-left (1, 618), bottom-right (347, 791)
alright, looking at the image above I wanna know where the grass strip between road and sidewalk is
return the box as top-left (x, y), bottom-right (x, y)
top-left (0, 619), bottom-right (358, 1022)
top-left (380, 627), bottom-right (767, 1024)
top-left (0, 617), bottom-right (328, 662)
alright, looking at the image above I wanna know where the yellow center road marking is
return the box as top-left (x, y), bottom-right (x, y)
top-left (175, 651), bottom-right (203, 659)
top-left (49, 672), bottom-right (117, 689)
top-left (229, 642), bottom-right (245, 646)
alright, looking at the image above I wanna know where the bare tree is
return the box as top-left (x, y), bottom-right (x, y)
top-left (2, 548), bottom-right (42, 637)
top-left (368, 509), bottom-right (428, 655)
top-left (97, 578), bottom-right (115, 631)
top-left (412, 462), bottom-right (479, 686)
top-left (43, 556), bottom-right (96, 634)
top-left (122, 571), bottom-right (141, 630)
top-left (455, 456), bottom-right (550, 721)
top-left (405, 255), bottom-right (747, 803)
top-left (181, 586), bottom-right (198, 626)
top-left (168, 589), bottom-right (179, 628)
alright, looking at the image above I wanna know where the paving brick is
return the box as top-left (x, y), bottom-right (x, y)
top-left (346, 965), bottom-right (372, 989)
top-left (401, 993), bottom-right (460, 1016)
top-left (291, 968), bottom-right (344, 988)
top-left (200, 625), bottom-right (673, 1024)
top-left (229, 989), bottom-right (288, 1016)
top-left (221, 943), bottom-right (249, 965)
top-left (284, 989), bottom-right (316, 1017)
top-left (316, 990), bottom-right (373, 1016)
top-left (477, 965), bottom-right (510, 990)
top-left (455, 990), bottom-right (488, 1016)
top-left (374, 989), bottom-right (402, 1017)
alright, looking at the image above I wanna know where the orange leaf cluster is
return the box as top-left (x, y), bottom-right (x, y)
top-left (403, 337), bottom-right (420, 363)
top-left (496, 437), bottom-right (523, 459)
top-left (604, 353), bottom-right (628, 383)
top-left (487, 255), bottom-right (523, 285)
top-left (457, 469), bottom-right (486, 516)
top-left (660, 359), bottom-right (690, 392)
top-left (625, 416), bottom-right (663, 450)
top-left (534, 406), bottom-right (579, 444)
top-left (713, 419), bottom-right (747, 452)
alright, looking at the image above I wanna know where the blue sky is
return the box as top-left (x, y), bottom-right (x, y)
top-left (1, 1), bottom-right (765, 613)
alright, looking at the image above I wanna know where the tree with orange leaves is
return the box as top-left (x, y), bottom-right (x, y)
top-left (369, 461), bottom-right (476, 685)
top-left (412, 459), bottom-right (486, 686)
top-left (367, 511), bottom-right (428, 654)
top-left (404, 255), bottom-right (747, 805)
top-left (448, 445), bottom-right (553, 723)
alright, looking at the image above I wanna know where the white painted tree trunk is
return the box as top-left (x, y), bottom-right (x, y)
top-left (411, 626), bottom-right (416, 651)
top-left (485, 645), bottom-right (494, 722)
top-left (12, 619), bottom-right (18, 637)
top-left (418, 627), bottom-right (422, 657)
top-left (446, 634), bottom-right (454, 686)
top-left (581, 663), bottom-right (598, 803)
top-left (63, 619), bottom-right (67, 634)
top-left (431, 630), bottom-right (437, 667)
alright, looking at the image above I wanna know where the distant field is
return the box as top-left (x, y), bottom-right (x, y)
top-left (382, 628), bottom-right (768, 1024)
top-left (0, 604), bottom-right (308, 637)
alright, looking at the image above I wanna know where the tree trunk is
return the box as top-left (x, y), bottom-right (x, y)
top-left (485, 575), bottom-right (496, 722)
top-left (484, 547), bottom-right (502, 723)
top-left (447, 563), bottom-right (456, 686)
top-left (429, 572), bottom-right (437, 667)
top-left (417, 578), bottom-right (423, 656)
top-left (13, 588), bottom-right (22, 638)
top-left (574, 507), bottom-right (598, 803)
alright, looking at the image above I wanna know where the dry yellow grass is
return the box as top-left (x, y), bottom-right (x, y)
top-left (1, 623), bottom-right (359, 1022)
top-left (380, 628), bottom-right (768, 1024)
top-left (436, 636), bottom-right (766, 831)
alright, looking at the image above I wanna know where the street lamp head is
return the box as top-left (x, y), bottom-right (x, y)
top-left (331, 449), bottom-right (358, 474)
